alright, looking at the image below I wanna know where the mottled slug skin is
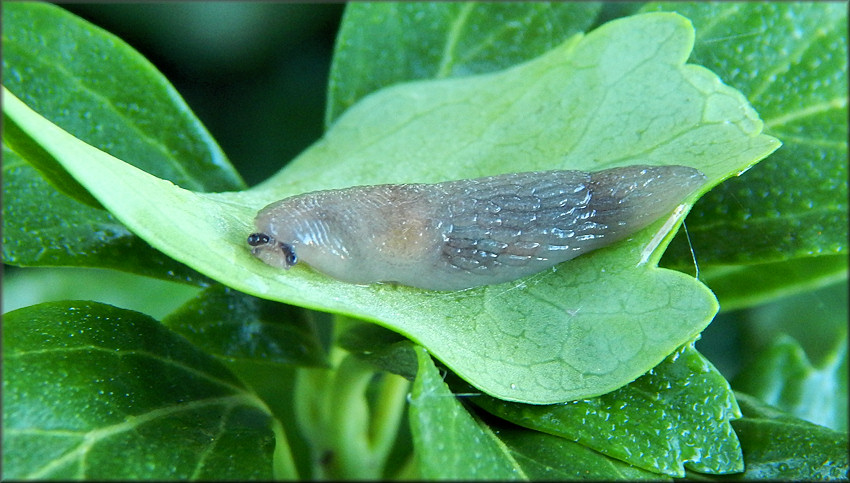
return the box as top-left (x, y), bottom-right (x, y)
top-left (249, 165), bottom-right (706, 290)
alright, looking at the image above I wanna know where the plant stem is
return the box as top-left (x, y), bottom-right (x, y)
top-left (293, 347), bottom-right (411, 479)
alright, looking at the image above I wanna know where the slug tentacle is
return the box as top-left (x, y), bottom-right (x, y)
top-left (248, 165), bottom-right (706, 290)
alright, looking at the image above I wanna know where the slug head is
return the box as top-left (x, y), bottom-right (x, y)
top-left (247, 232), bottom-right (298, 269)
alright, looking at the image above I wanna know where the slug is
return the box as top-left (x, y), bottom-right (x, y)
top-left (248, 165), bottom-right (706, 291)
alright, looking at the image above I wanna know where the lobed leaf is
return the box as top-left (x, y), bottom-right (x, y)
top-left (2, 11), bottom-right (779, 403)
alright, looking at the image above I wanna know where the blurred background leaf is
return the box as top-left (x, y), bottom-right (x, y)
top-left (326, 2), bottom-right (602, 125)
top-left (721, 393), bottom-right (849, 480)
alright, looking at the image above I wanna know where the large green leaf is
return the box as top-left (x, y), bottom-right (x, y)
top-left (1, 2), bottom-right (243, 192)
top-left (2, 146), bottom-right (209, 284)
top-left (2, 2), bottom-right (242, 282)
top-left (2, 301), bottom-right (288, 479)
top-left (2, 11), bottom-right (779, 403)
top-left (698, 255), bottom-right (848, 312)
top-left (645, 3), bottom-right (849, 305)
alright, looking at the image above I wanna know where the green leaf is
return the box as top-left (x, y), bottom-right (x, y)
top-left (465, 343), bottom-right (743, 477)
top-left (1, 3), bottom-right (243, 283)
top-left (2, 11), bottom-right (779, 403)
top-left (733, 333), bottom-right (847, 433)
top-left (729, 280), bottom-right (848, 433)
top-left (2, 266), bottom-right (202, 320)
top-left (326, 2), bottom-right (603, 125)
top-left (1, 2), bottom-right (244, 193)
top-left (647, 2), bottom-right (848, 305)
top-left (338, 320), bottom-right (419, 381)
top-left (408, 346), bottom-right (524, 479)
top-left (724, 392), bottom-right (849, 480)
top-left (162, 284), bottom-right (329, 368)
top-left (3, 110), bottom-right (101, 208)
top-left (2, 146), bottom-right (212, 284)
top-left (410, 345), bottom-right (672, 480)
top-left (2, 301), bottom-right (285, 480)
top-left (410, 345), bottom-right (669, 480)
top-left (490, 421), bottom-right (668, 481)
top-left (700, 255), bottom-right (848, 312)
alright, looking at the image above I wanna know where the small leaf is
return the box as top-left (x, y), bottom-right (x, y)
top-left (2, 301), bottom-right (281, 480)
top-left (2, 12), bottom-right (779, 403)
top-left (490, 421), bottom-right (668, 481)
top-left (731, 279), bottom-right (848, 433)
top-left (162, 284), bottom-right (329, 368)
top-left (726, 392), bottom-right (849, 480)
top-left (338, 321), bottom-right (419, 381)
top-left (744, 279), bottom-right (848, 367)
top-left (466, 344), bottom-right (743, 477)
top-left (408, 346), bottom-right (524, 480)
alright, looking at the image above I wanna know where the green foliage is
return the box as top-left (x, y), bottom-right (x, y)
top-left (729, 393), bottom-right (849, 480)
top-left (3, 2), bottom-right (847, 480)
top-left (464, 344), bottom-right (743, 476)
top-left (645, 2), bottom-right (848, 308)
top-left (3, 5), bottom-right (775, 405)
top-left (3, 301), bottom-right (281, 479)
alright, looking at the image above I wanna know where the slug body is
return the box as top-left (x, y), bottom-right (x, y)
top-left (248, 165), bottom-right (706, 291)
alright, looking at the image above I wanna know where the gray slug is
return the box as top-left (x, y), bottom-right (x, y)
top-left (248, 165), bottom-right (706, 290)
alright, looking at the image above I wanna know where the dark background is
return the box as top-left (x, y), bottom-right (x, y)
top-left (63, 3), bottom-right (346, 187)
